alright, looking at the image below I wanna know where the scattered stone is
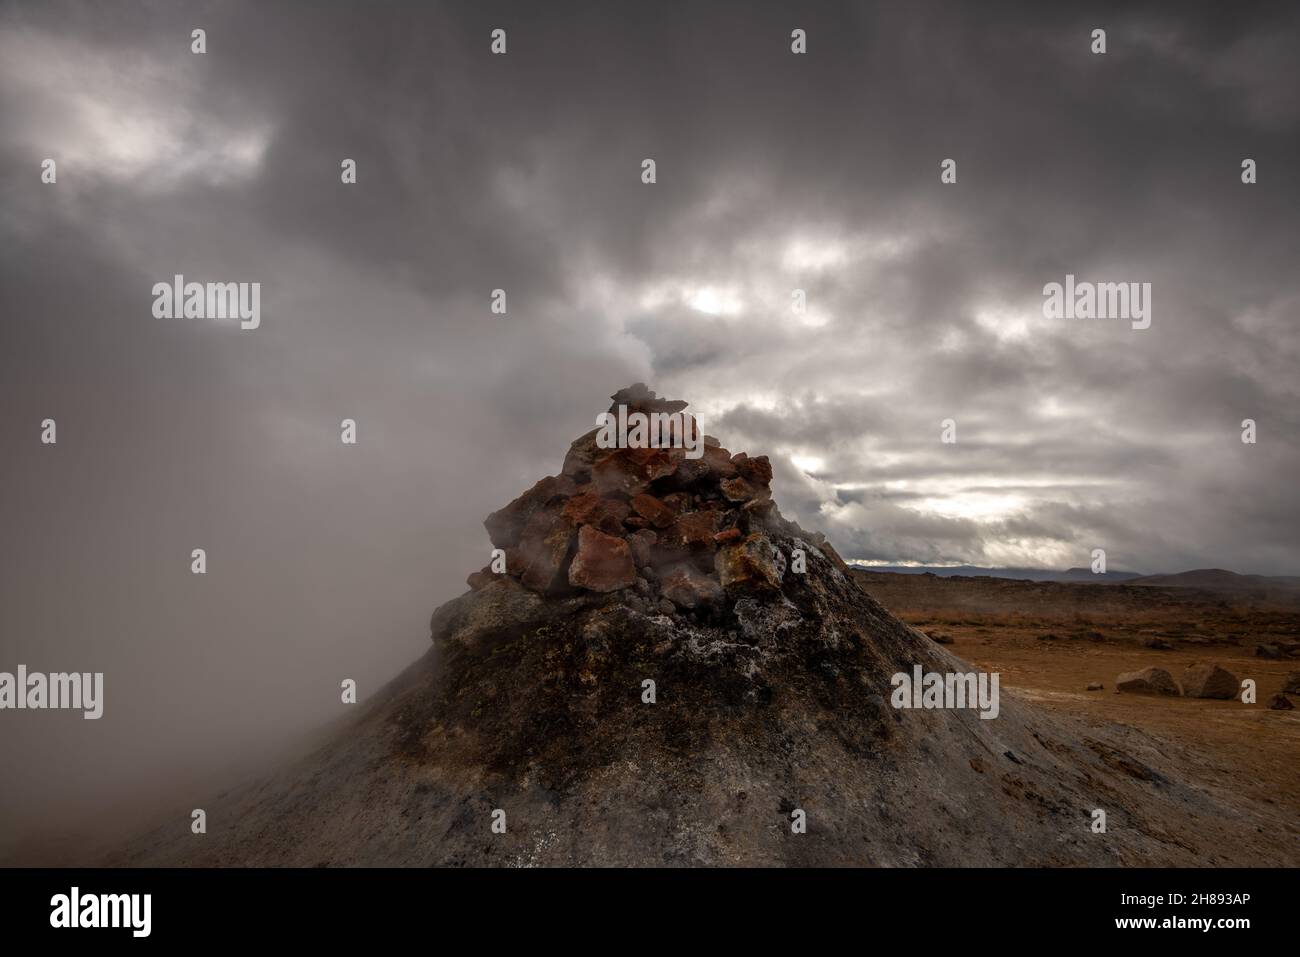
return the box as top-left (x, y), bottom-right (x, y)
top-left (1267, 694), bottom-right (1294, 711)
top-left (1180, 662), bottom-right (1239, 700)
top-left (1086, 682), bottom-right (1104, 691)
top-left (1255, 643), bottom-right (1281, 659)
top-left (930, 633), bottom-right (953, 645)
top-left (1141, 636), bottom-right (1173, 650)
top-left (1282, 672), bottom-right (1300, 695)
top-left (568, 526), bottom-right (636, 593)
top-left (1115, 667), bottom-right (1181, 696)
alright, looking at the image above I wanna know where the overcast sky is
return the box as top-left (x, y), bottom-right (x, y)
top-left (1, 0), bottom-right (1298, 845)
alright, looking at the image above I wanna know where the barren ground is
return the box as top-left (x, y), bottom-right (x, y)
top-left (854, 570), bottom-right (1300, 836)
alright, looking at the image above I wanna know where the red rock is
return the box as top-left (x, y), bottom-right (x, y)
top-left (713, 527), bottom-right (743, 545)
top-left (660, 563), bottom-right (724, 609)
top-left (720, 476), bottom-right (768, 503)
top-left (515, 508), bottom-right (577, 593)
top-left (484, 474), bottom-right (577, 548)
top-left (628, 529), bottom-right (657, 567)
top-left (704, 444), bottom-right (736, 471)
top-left (734, 453), bottom-right (773, 486)
top-left (568, 526), bottom-right (637, 592)
top-left (661, 492), bottom-right (690, 513)
top-left (630, 493), bottom-right (677, 528)
top-left (658, 510), bottom-right (722, 552)
top-left (562, 487), bottom-right (631, 534)
top-left (715, 533), bottom-right (784, 592)
top-left (591, 447), bottom-right (678, 496)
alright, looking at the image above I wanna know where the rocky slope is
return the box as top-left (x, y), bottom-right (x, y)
top-left (114, 386), bottom-right (1293, 866)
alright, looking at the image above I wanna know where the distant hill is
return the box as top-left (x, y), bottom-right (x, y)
top-left (852, 564), bottom-right (1143, 583)
top-left (1127, 568), bottom-right (1300, 590)
top-left (851, 564), bottom-right (1300, 592)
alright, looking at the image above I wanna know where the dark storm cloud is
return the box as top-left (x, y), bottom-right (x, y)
top-left (1, 0), bottom-right (1298, 847)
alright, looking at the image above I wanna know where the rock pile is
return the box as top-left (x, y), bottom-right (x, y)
top-left (467, 384), bottom-right (848, 614)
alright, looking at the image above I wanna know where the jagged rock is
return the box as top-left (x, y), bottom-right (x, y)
top-left (629, 493), bottom-right (677, 528)
top-left (731, 452), bottom-right (773, 486)
top-left (659, 563), bottom-right (724, 609)
top-left (428, 576), bottom-right (550, 650)
top-left (568, 526), bottom-right (636, 592)
top-left (561, 429), bottom-right (602, 482)
top-left (1116, 667), bottom-right (1181, 696)
top-left (562, 486), bottom-right (631, 534)
top-left (591, 447), bottom-right (678, 496)
top-left (1267, 694), bottom-right (1294, 711)
top-left (608, 382), bottom-right (689, 416)
top-left (484, 474), bottom-right (577, 548)
top-left (720, 476), bottom-right (764, 502)
top-left (627, 529), bottom-right (657, 567)
top-left (1180, 662), bottom-right (1238, 700)
top-left (515, 508), bottom-right (577, 592)
top-left (661, 444), bottom-right (737, 490)
top-left (657, 510), bottom-right (722, 555)
top-left (715, 533), bottom-right (784, 592)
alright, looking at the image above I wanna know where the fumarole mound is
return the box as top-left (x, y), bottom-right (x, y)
top-left (116, 386), bottom-right (1291, 866)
